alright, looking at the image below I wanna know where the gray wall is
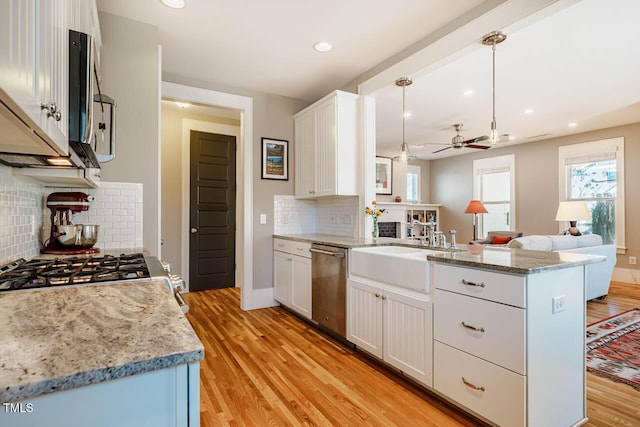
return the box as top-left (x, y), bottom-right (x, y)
top-left (430, 122), bottom-right (640, 269)
top-left (163, 72), bottom-right (309, 289)
top-left (98, 12), bottom-right (160, 256)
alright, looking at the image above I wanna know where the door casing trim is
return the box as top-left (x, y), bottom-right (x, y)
top-left (162, 81), bottom-right (256, 310)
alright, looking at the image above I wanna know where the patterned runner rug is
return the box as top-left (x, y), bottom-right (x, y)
top-left (586, 308), bottom-right (640, 391)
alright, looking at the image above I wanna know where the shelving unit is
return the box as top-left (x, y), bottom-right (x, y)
top-left (406, 204), bottom-right (440, 239)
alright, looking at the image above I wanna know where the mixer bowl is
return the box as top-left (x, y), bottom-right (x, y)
top-left (55, 224), bottom-right (99, 248)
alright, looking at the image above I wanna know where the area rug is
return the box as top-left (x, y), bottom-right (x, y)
top-left (586, 308), bottom-right (640, 391)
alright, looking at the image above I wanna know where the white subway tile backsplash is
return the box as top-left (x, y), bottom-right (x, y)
top-left (273, 195), bottom-right (360, 237)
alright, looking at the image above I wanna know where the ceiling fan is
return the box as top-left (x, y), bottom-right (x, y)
top-left (431, 124), bottom-right (491, 154)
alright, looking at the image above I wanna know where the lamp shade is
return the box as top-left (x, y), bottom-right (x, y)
top-left (555, 201), bottom-right (591, 221)
top-left (465, 200), bottom-right (488, 214)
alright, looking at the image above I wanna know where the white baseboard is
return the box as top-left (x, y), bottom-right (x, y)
top-left (245, 287), bottom-right (278, 310)
top-left (612, 267), bottom-right (640, 284)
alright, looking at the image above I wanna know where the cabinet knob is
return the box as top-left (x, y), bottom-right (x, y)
top-left (375, 293), bottom-right (381, 298)
top-left (381, 295), bottom-right (387, 300)
top-left (41, 100), bottom-right (62, 121)
top-left (191, 228), bottom-right (198, 234)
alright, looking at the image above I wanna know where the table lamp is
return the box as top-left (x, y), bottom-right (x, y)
top-left (465, 200), bottom-right (488, 241)
top-left (555, 201), bottom-right (591, 236)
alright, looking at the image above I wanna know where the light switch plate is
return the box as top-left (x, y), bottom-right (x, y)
top-left (259, 213), bottom-right (267, 224)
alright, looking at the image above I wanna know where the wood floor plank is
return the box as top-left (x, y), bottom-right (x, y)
top-left (185, 281), bottom-right (640, 426)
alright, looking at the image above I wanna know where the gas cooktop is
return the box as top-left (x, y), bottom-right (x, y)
top-left (0, 253), bottom-right (151, 292)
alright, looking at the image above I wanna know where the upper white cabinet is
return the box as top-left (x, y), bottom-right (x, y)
top-left (0, 0), bottom-right (72, 156)
top-left (294, 91), bottom-right (358, 198)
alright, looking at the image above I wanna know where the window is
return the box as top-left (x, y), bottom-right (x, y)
top-left (558, 138), bottom-right (625, 251)
top-left (407, 164), bottom-right (420, 202)
top-left (473, 155), bottom-right (515, 238)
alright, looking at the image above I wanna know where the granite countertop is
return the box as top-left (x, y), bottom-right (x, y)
top-left (274, 233), bottom-right (605, 274)
top-left (426, 245), bottom-right (606, 274)
top-left (0, 280), bottom-right (204, 402)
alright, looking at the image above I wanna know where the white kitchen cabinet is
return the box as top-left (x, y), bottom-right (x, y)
top-left (273, 238), bottom-right (312, 319)
top-left (294, 91), bottom-right (358, 198)
top-left (0, 0), bottom-right (70, 156)
top-left (0, 362), bottom-right (200, 427)
top-left (348, 277), bottom-right (432, 386)
top-left (432, 262), bottom-right (586, 427)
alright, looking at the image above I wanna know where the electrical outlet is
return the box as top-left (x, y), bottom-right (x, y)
top-left (630, 256), bottom-right (637, 265)
top-left (552, 295), bottom-right (567, 314)
top-left (259, 213), bottom-right (267, 225)
top-left (342, 214), bottom-right (353, 225)
top-left (281, 214), bottom-right (289, 224)
top-left (329, 216), bottom-right (338, 224)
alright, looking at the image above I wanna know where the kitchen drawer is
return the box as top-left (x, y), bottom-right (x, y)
top-left (434, 289), bottom-right (526, 374)
top-left (434, 341), bottom-right (525, 427)
top-left (433, 263), bottom-right (526, 308)
top-left (274, 238), bottom-right (292, 253)
top-left (291, 241), bottom-right (311, 258)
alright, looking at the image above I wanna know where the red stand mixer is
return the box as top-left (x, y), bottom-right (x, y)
top-left (42, 192), bottom-right (100, 255)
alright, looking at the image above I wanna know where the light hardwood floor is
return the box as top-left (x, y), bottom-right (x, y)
top-left (184, 281), bottom-right (640, 426)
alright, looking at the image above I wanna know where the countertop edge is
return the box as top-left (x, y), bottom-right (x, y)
top-left (1, 347), bottom-right (204, 402)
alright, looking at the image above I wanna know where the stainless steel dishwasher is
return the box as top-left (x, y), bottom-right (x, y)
top-left (310, 243), bottom-right (347, 338)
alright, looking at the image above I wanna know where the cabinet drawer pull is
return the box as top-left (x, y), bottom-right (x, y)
top-left (461, 321), bottom-right (485, 333)
top-left (277, 243), bottom-right (285, 247)
top-left (461, 377), bottom-right (485, 392)
top-left (461, 279), bottom-right (485, 288)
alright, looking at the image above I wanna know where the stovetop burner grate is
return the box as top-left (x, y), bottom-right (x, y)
top-left (0, 253), bottom-right (151, 291)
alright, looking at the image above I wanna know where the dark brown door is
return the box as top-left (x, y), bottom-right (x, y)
top-left (189, 130), bottom-right (236, 291)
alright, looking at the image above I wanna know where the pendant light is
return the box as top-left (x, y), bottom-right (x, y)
top-left (482, 31), bottom-right (507, 145)
top-left (396, 77), bottom-right (412, 162)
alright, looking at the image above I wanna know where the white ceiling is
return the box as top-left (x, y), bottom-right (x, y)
top-left (97, 0), bottom-right (640, 161)
top-left (374, 0), bottom-right (640, 159)
top-left (96, 0), bottom-right (485, 101)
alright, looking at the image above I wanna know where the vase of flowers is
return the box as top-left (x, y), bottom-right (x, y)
top-left (365, 201), bottom-right (385, 239)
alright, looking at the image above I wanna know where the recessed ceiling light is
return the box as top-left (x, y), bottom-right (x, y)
top-left (464, 90), bottom-right (473, 96)
top-left (175, 102), bottom-right (190, 109)
top-left (161, 0), bottom-right (185, 9)
top-left (509, 135), bottom-right (516, 141)
top-left (524, 109), bottom-right (533, 114)
top-left (568, 122), bottom-right (578, 128)
top-left (313, 41), bottom-right (333, 52)
top-left (403, 112), bottom-right (412, 118)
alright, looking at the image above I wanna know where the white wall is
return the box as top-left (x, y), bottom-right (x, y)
top-left (97, 12), bottom-right (161, 256)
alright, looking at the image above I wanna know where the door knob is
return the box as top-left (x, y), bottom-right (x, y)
top-left (191, 228), bottom-right (197, 234)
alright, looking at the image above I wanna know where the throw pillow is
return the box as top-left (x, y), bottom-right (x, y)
top-left (492, 236), bottom-right (512, 245)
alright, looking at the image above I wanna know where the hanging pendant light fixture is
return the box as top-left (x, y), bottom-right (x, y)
top-left (396, 77), bottom-right (412, 162)
top-left (482, 31), bottom-right (507, 145)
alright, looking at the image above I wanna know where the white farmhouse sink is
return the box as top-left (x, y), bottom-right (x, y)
top-left (350, 246), bottom-right (438, 293)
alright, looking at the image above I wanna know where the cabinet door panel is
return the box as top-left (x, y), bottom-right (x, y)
top-left (383, 289), bottom-right (433, 386)
top-left (347, 278), bottom-right (382, 358)
top-left (273, 251), bottom-right (291, 305)
top-left (434, 263), bottom-right (526, 308)
top-left (314, 98), bottom-right (336, 196)
top-left (294, 112), bottom-right (315, 197)
top-left (290, 255), bottom-right (311, 319)
top-left (0, 0), bottom-right (39, 125)
top-left (434, 289), bottom-right (525, 374)
top-left (434, 341), bottom-right (525, 427)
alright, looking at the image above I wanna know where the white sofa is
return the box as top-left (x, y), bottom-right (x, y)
top-left (506, 234), bottom-right (616, 301)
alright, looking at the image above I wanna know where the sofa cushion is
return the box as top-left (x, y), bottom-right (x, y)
top-left (575, 234), bottom-right (603, 248)
top-left (549, 235), bottom-right (579, 250)
top-left (492, 236), bottom-right (513, 245)
top-left (507, 235), bottom-right (553, 251)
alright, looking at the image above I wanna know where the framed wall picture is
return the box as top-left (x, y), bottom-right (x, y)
top-left (376, 156), bottom-right (392, 194)
top-left (261, 137), bottom-right (288, 180)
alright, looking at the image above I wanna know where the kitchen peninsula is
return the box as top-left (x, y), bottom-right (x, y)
top-left (0, 280), bottom-right (203, 427)
top-left (274, 234), bottom-right (604, 426)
